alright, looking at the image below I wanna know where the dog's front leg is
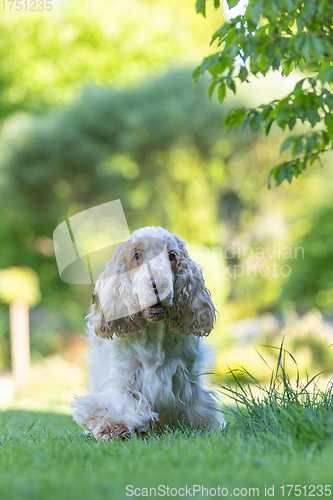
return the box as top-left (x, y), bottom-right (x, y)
top-left (182, 384), bottom-right (226, 432)
top-left (72, 387), bottom-right (158, 440)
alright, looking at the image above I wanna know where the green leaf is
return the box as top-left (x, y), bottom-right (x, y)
top-left (325, 113), bottom-right (333, 135)
top-left (280, 136), bottom-right (296, 154)
top-left (226, 0), bottom-right (240, 8)
top-left (275, 108), bottom-right (290, 130)
top-left (247, 0), bottom-right (264, 24)
top-left (294, 78), bottom-right (305, 95)
top-left (192, 66), bottom-right (201, 85)
top-left (240, 115), bottom-right (252, 132)
top-left (285, 165), bottom-right (293, 183)
top-left (195, 0), bottom-right (207, 17)
top-left (297, 59), bottom-right (307, 72)
top-left (306, 107), bottom-right (320, 127)
top-left (268, 164), bottom-right (287, 188)
top-left (267, 169), bottom-right (273, 189)
top-left (292, 138), bottom-right (304, 157)
top-left (228, 80), bottom-right (236, 94)
top-left (208, 80), bottom-right (218, 99)
top-left (249, 112), bottom-right (262, 133)
top-left (224, 107), bottom-right (247, 129)
top-left (258, 55), bottom-right (269, 75)
top-left (319, 66), bottom-right (333, 84)
top-left (309, 155), bottom-right (317, 166)
top-left (288, 115), bottom-right (297, 130)
top-left (217, 80), bottom-right (226, 103)
top-left (303, 37), bottom-right (312, 61)
top-left (214, 0), bottom-right (221, 7)
top-left (312, 35), bottom-right (324, 61)
top-left (296, 15), bottom-right (305, 32)
top-left (264, 120), bottom-right (274, 135)
top-left (201, 55), bottom-right (216, 73)
top-left (277, 166), bottom-right (286, 186)
top-left (281, 61), bottom-right (293, 77)
top-left (238, 66), bottom-right (248, 82)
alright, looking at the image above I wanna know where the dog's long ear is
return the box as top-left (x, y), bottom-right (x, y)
top-left (168, 237), bottom-right (217, 337)
top-left (88, 243), bottom-right (146, 339)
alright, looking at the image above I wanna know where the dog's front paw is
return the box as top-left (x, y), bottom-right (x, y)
top-left (93, 421), bottom-right (132, 441)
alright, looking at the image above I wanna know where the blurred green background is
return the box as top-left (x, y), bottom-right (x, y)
top-left (0, 0), bottom-right (333, 407)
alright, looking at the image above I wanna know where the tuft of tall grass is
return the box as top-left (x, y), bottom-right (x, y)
top-left (220, 340), bottom-right (333, 446)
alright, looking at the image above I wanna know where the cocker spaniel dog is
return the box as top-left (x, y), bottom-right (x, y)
top-left (73, 226), bottom-right (225, 439)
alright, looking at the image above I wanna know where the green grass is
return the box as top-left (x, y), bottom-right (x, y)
top-left (1, 410), bottom-right (333, 500)
top-left (221, 343), bottom-right (333, 446)
top-left (1, 347), bottom-right (333, 500)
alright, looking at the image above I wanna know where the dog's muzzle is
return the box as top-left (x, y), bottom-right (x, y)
top-left (142, 280), bottom-right (173, 322)
top-left (143, 302), bottom-right (167, 322)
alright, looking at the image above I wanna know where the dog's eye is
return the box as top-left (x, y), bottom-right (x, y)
top-left (169, 252), bottom-right (176, 262)
top-left (134, 252), bottom-right (142, 261)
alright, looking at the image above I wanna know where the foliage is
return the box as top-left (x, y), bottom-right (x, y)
top-left (1, 70), bottom-right (225, 242)
top-left (0, 0), bottom-right (221, 119)
top-left (194, 0), bottom-right (333, 187)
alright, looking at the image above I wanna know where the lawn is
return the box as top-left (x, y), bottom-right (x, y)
top-left (1, 352), bottom-right (333, 500)
top-left (1, 409), bottom-right (333, 500)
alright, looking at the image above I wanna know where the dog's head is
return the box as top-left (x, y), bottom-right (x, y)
top-left (90, 226), bottom-right (216, 338)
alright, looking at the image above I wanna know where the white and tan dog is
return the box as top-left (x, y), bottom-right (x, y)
top-left (72, 226), bottom-right (225, 439)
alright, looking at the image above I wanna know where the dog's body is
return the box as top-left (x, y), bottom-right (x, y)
top-left (73, 226), bottom-right (225, 439)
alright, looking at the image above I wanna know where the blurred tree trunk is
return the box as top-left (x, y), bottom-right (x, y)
top-left (10, 300), bottom-right (30, 382)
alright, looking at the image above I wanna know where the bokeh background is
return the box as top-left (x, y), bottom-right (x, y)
top-left (0, 0), bottom-right (333, 411)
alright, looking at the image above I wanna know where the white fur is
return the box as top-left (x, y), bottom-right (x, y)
top-left (72, 227), bottom-right (225, 439)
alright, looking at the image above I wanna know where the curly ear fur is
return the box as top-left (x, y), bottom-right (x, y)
top-left (88, 243), bottom-right (147, 339)
top-left (167, 237), bottom-right (217, 337)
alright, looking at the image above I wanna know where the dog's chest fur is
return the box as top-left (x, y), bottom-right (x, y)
top-left (88, 322), bottom-right (202, 423)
